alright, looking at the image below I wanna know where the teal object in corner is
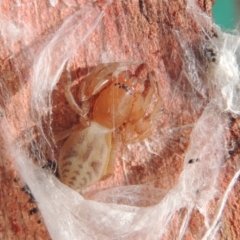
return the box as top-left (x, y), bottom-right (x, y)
top-left (213, 0), bottom-right (237, 30)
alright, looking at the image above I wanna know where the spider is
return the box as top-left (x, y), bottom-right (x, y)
top-left (56, 62), bottom-right (161, 190)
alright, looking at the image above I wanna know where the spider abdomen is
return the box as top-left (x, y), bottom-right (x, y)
top-left (58, 121), bottom-right (112, 189)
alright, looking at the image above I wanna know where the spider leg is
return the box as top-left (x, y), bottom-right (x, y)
top-left (54, 128), bottom-right (72, 142)
top-left (142, 64), bottom-right (162, 116)
top-left (121, 116), bottom-right (152, 143)
top-left (62, 70), bottom-right (90, 126)
top-left (54, 123), bottom-right (86, 142)
top-left (122, 64), bottom-right (162, 143)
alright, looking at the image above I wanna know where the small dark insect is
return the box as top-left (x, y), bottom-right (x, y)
top-left (188, 158), bottom-right (200, 164)
top-left (29, 207), bottom-right (38, 215)
top-left (188, 159), bottom-right (194, 164)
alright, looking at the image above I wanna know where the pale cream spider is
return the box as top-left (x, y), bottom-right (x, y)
top-left (56, 62), bottom-right (161, 189)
